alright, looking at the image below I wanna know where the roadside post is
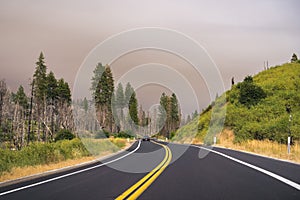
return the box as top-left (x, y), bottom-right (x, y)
top-left (287, 136), bottom-right (291, 154)
top-left (213, 136), bottom-right (217, 145)
top-left (286, 105), bottom-right (292, 154)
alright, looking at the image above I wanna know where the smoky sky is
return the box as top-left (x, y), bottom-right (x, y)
top-left (1, 0), bottom-right (300, 115)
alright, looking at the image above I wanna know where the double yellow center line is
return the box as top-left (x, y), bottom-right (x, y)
top-left (116, 141), bottom-right (172, 200)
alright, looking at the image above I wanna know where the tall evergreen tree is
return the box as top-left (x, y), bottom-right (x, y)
top-left (115, 83), bottom-right (125, 109)
top-left (128, 91), bottom-right (139, 126)
top-left (14, 85), bottom-right (28, 147)
top-left (170, 93), bottom-right (180, 130)
top-left (82, 97), bottom-right (88, 113)
top-left (57, 78), bottom-right (71, 105)
top-left (34, 52), bottom-right (47, 102)
top-left (46, 71), bottom-right (58, 103)
top-left (92, 64), bottom-right (115, 132)
top-left (158, 92), bottom-right (168, 134)
top-left (15, 86), bottom-right (28, 109)
top-left (125, 82), bottom-right (134, 105)
top-left (33, 52), bottom-right (47, 141)
top-left (91, 63), bottom-right (105, 98)
top-left (46, 71), bottom-right (58, 139)
top-left (0, 80), bottom-right (7, 127)
top-left (104, 66), bottom-right (114, 132)
top-left (158, 92), bottom-right (181, 138)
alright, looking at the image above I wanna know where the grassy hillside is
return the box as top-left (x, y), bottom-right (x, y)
top-left (173, 62), bottom-right (300, 145)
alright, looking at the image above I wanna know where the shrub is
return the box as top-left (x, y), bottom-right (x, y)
top-left (94, 130), bottom-right (108, 139)
top-left (114, 131), bottom-right (134, 139)
top-left (0, 138), bottom-right (90, 175)
top-left (238, 76), bottom-right (266, 108)
top-left (55, 129), bottom-right (75, 141)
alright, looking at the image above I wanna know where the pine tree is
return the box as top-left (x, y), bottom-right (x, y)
top-left (82, 97), bottom-right (88, 113)
top-left (57, 78), bottom-right (71, 105)
top-left (14, 85), bottom-right (28, 148)
top-left (53, 78), bottom-right (73, 136)
top-left (129, 91), bottom-right (139, 127)
top-left (291, 53), bottom-right (298, 63)
top-left (33, 52), bottom-right (47, 141)
top-left (186, 114), bottom-right (191, 124)
top-left (92, 64), bottom-right (115, 132)
top-left (158, 92), bottom-right (168, 134)
top-left (170, 93), bottom-right (180, 131)
top-left (116, 83), bottom-right (125, 109)
top-left (104, 66), bottom-right (114, 132)
top-left (0, 80), bottom-right (7, 127)
top-left (46, 71), bottom-right (58, 103)
top-left (125, 82), bottom-right (134, 105)
top-left (192, 110), bottom-right (198, 119)
top-left (34, 52), bottom-right (47, 102)
top-left (15, 86), bottom-right (28, 109)
top-left (46, 71), bottom-right (58, 139)
top-left (158, 92), bottom-right (180, 138)
top-left (91, 63), bottom-right (105, 98)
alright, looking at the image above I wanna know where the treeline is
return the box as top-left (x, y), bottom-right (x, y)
top-left (79, 63), bottom-right (181, 138)
top-left (158, 93), bottom-right (181, 138)
top-left (89, 63), bottom-right (142, 134)
top-left (0, 52), bottom-right (74, 149)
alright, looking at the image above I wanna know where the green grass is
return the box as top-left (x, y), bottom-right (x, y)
top-left (174, 62), bottom-right (300, 145)
top-left (0, 137), bottom-right (130, 175)
top-left (0, 138), bottom-right (90, 175)
top-left (80, 138), bottom-right (126, 156)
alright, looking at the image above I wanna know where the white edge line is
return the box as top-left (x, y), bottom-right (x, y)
top-left (0, 140), bottom-right (141, 196)
top-left (191, 144), bottom-right (300, 191)
top-left (214, 145), bottom-right (300, 166)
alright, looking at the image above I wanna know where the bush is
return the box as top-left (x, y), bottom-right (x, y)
top-left (238, 76), bottom-right (266, 108)
top-left (110, 138), bottom-right (126, 148)
top-left (55, 129), bottom-right (75, 141)
top-left (94, 130), bottom-right (108, 139)
top-left (0, 138), bottom-right (90, 175)
top-left (114, 131), bottom-right (134, 139)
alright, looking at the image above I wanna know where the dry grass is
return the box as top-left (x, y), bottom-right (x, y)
top-left (0, 138), bottom-right (133, 183)
top-left (214, 129), bottom-right (300, 163)
top-left (0, 156), bottom-right (95, 183)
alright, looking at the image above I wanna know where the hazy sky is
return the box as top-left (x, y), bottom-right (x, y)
top-left (1, 0), bottom-right (300, 114)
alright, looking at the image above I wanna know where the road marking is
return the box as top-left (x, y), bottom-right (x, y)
top-left (0, 140), bottom-right (141, 196)
top-left (116, 141), bottom-right (172, 200)
top-left (191, 144), bottom-right (300, 191)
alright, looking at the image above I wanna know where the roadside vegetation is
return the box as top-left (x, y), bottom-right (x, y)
top-left (0, 137), bottom-right (130, 182)
top-left (173, 54), bottom-right (300, 162)
top-left (216, 129), bottom-right (300, 163)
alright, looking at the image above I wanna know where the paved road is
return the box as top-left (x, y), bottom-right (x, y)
top-left (1, 141), bottom-right (300, 199)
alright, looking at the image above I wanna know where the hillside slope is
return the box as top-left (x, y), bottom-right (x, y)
top-left (173, 62), bottom-right (300, 145)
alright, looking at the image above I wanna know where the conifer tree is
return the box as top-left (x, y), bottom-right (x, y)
top-left (291, 53), bottom-right (298, 63)
top-left (129, 91), bottom-right (139, 127)
top-left (33, 52), bottom-right (47, 141)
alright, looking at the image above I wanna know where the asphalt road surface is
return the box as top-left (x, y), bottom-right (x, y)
top-left (1, 140), bottom-right (300, 199)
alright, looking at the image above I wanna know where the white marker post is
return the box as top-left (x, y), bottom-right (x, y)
top-left (213, 136), bottom-right (217, 145)
top-left (288, 136), bottom-right (291, 154)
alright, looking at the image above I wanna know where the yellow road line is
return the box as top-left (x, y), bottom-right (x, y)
top-left (116, 141), bottom-right (172, 200)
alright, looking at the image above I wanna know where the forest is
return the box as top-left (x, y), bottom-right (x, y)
top-left (0, 52), bottom-right (73, 150)
top-left (0, 53), bottom-right (183, 151)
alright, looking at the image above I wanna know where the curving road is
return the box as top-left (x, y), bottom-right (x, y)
top-left (1, 140), bottom-right (300, 199)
